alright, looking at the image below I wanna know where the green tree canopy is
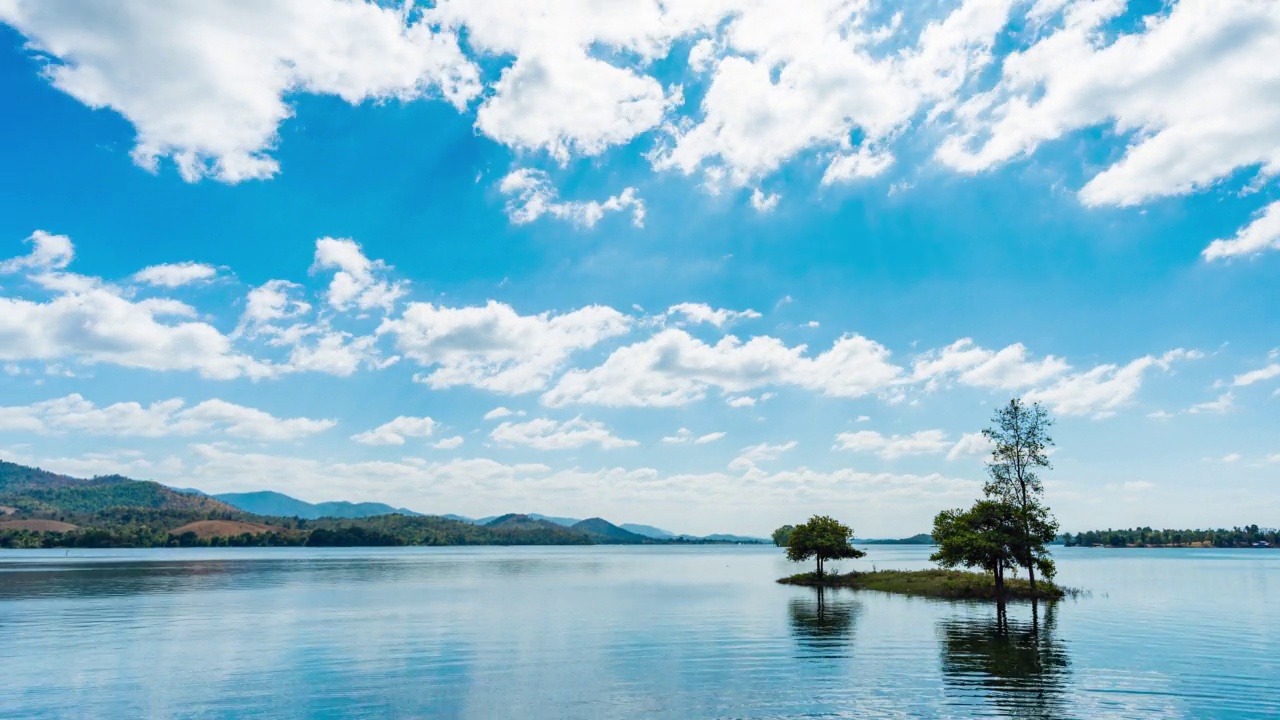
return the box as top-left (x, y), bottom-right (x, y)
top-left (785, 515), bottom-right (865, 576)
top-left (982, 398), bottom-right (1057, 593)
top-left (931, 500), bottom-right (1058, 600)
top-left (772, 524), bottom-right (795, 547)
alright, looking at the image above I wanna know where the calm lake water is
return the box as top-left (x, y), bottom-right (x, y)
top-left (0, 545), bottom-right (1276, 719)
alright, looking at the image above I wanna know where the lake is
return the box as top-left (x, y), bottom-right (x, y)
top-left (0, 545), bottom-right (1276, 719)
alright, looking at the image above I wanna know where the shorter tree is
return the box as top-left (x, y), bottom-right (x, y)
top-left (931, 501), bottom-right (1057, 600)
top-left (772, 525), bottom-right (795, 547)
top-left (785, 515), bottom-right (865, 577)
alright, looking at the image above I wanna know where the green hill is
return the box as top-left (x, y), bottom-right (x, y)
top-left (213, 490), bottom-right (422, 519)
top-left (0, 461), bottom-right (235, 515)
top-left (571, 517), bottom-right (651, 544)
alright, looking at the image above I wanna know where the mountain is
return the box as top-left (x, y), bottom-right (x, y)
top-left (0, 461), bottom-right (235, 515)
top-left (620, 523), bottom-right (675, 539)
top-left (474, 513), bottom-right (580, 527)
top-left (570, 517), bottom-right (651, 544)
top-left (213, 490), bottom-right (422, 520)
top-left (857, 533), bottom-right (933, 545)
top-left (684, 533), bottom-right (768, 543)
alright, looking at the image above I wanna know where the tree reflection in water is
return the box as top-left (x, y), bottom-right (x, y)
top-left (788, 587), bottom-right (861, 660)
top-left (938, 603), bottom-right (1071, 719)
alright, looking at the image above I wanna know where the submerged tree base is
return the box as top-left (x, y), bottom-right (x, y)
top-left (777, 569), bottom-right (1069, 601)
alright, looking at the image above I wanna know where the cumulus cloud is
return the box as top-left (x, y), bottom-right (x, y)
top-left (132, 262), bottom-right (218, 288)
top-left (1024, 355), bottom-right (1165, 418)
top-left (661, 428), bottom-right (726, 445)
top-left (1203, 201), bottom-right (1280, 260)
top-left (432, 435), bottom-right (465, 450)
top-left (311, 237), bottom-right (405, 313)
top-left (729, 441), bottom-right (798, 472)
top-left (834, 429), bottom-right (952, 460)
top-left (499, 169), bottom-right (645, 228)
top-left (0, 0), bottom-right (479, 183)
top-left (911, 339), bottom-right (1069, 391)
top-left (490, 416), bottom-right (638, 450)
top-left (1187, 392), bottom-right (1234, 415)
top-left (379, 300), bottom-right (631, 394)
top-left (946, 431), bottom-right (994, 461)
top-left (543, 329), bottom-right (902, 407)
top-left (0, 230), bottom-right (74, 274)
top-left (1234, 363), bottom-right (1280, 387)
top-left (351, 416), bottom-right (437, 446)
top-left (0, 394), bottom-right (333, 441)
top-left (664, 302), bottom-right (761, 328)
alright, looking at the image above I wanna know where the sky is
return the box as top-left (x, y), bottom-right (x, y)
top-left (0, 0), bottom-right (1277, 537)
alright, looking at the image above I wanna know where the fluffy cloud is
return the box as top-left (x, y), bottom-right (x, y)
top-left (543, 329), bottom-right (902, 407)
top-left (728, 441), bottom-right (798, 472)
top-left (499, 169), bottom-right (645, 228)
top-left (1187, 392), bottom-right (1234, 415)
top-left (380, 300), bottom-right (631, 394)
top-left (0, 0), bottom-right (479, 182)
top-left (946, 431), bottom-right (994, 461)
top-left (911, 339), bottom-right (1069, 391)
top-left (0, 230), bottom-right (73, 273)
top-left (0, 288), bottom-right (268, 379)
top-left (432, 436), bottom-right (465, 450)
top-left (0, 394), bottom-right (333, 441)
top-left (311, 237), bottom-right (405, 313)
top-left (1234, 363), bottom-right (1280, 387)
top-left (351, 416), bottom-right (437, 446)
top-left (1024, 355), bottom-right (1166, 418)
top-left (661, 428), bottom-right (727, 445)
top-left (490, 416), bottom-right (638, 450)
top-left (1204, 201), bottom-right (1280, 260)
top-left (939, 0), bottom-right (1280, 254)
top-left (833, 429), bottom-right (952, 460)
top-left (664, 303), bottom-right (761, 328)
top-left (132, 262), bottom-right (218, 288)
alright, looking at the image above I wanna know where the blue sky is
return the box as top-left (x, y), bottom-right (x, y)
top-left (0, 0), bottom-right (1277, 536)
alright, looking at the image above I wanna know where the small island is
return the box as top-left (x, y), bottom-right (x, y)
top-left (775, 400), bottom-right (1069, 604)
top-left (778, 569), bottom-right (1067, 600)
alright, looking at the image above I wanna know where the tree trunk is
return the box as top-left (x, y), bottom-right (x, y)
top-left (1028, 562), bottom-right (1037, 596)
top-left (817, 556), bottom-right (823, 577)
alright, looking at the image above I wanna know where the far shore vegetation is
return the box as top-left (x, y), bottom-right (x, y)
top-left (1064, 526), bottom-right (1277, 548)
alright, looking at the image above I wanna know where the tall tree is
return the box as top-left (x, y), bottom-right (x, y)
top-left (772, 525), bottom-right (795, 547)
top-left (785, 515), bottom-right (865, 576)
top-left (982, 399), bottom-right (1055, 594)
top-left (931, 501), bottom-right (1058, 601)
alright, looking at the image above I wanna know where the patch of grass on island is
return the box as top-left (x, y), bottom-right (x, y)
top-left (778, 569), bottom-right (1070, 601)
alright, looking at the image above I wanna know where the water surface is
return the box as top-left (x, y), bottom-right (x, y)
top-left (1, 545), bottom-right (1276, 719)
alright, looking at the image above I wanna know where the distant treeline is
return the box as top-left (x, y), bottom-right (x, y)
top-left (1064, 525), bottom-right (1277, 548)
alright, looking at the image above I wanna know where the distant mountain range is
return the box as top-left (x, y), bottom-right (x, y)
top-left (209, 491), bottom-right (422, 520)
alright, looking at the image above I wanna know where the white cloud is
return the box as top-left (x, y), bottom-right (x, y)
top-left (728, 441), bottom-right (798, 472)
top-left (311, 237), bottom-right (405, 313)
top-left (1233, 363), bottom-right (1280, 387)
top-left (499, 169), bottom-right (645, 228)
top-left (483, 407), bottom-right (519, 420)
top-left (834, 429), bottom-right (953, 460)
top-left (911, 338), bottom-right (1069, 391)
top-left (749, 189), bottom-right (780, 212)
top-left (1220, 453), bottom-right (1242, 464)
top-left (0, 394), bottom-right (333, 441)
top-left (432, 435), bottom-right (465, 450)
top-left (939, 0), bottom-right (1280, 255)
top-left (351, 416), bottom-right (437, 446)
top-left (1203, 201), bottom-right (1280, 260)
top-left (946, 431), bottom-right (994, 461)
top-left (0, 0), bottom-right (479, 183)
top-left (132, 262), bottom-right (218, 288)
top-left (821, 146), bottom-right (895, 185)
top-left (380, 300), bottom-right (631, 394)
top-left (661, 428), bottom-right (726, 445)
top-left (664, 302), bottom-right (761, 328)
top-left (235, 280), bottom-right (312, 337)
top-left (1188, 392), bottom-right (1234, 415)
top-left (0, 230), bottom-right (74, 274)
top-left (0, 287), bottom-right (268, 380)
top-left (1024, 351), bottom-right (1192, 418)
top-left (655, 1), bottom-right (1013, 187)
top-left (543, 329), bottom-right (902, 407)
top-left (490, 416), bottom-right (637, 450)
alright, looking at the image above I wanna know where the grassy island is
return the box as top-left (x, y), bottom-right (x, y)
top-left (778, 569), bottom-right (1069, 601)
